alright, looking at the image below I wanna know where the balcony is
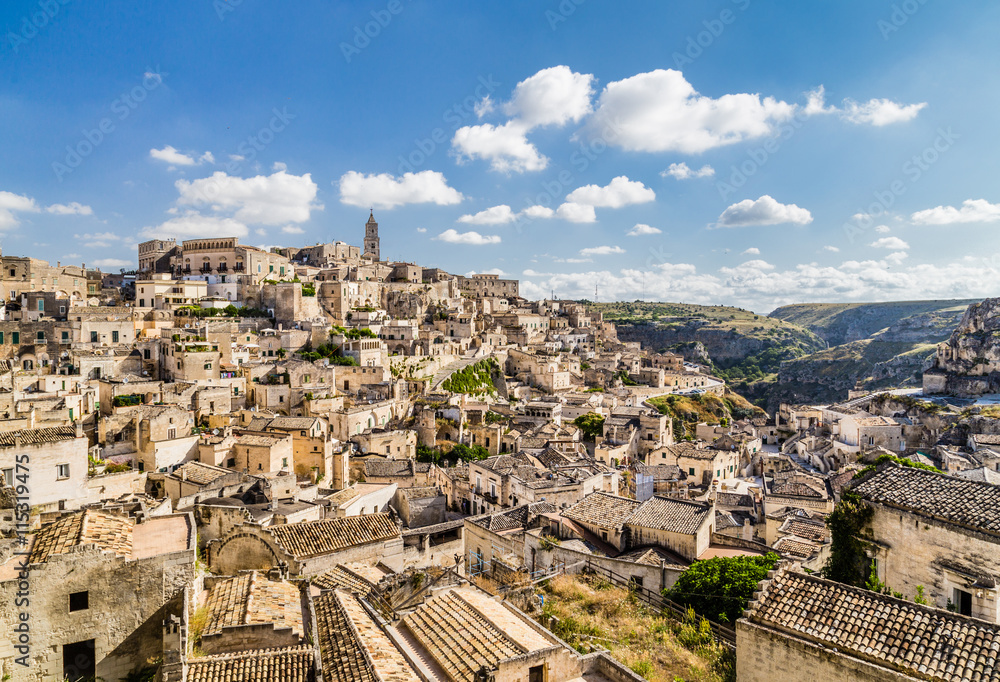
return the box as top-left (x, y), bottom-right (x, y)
top-left (199, 265), bottom-right (212, 274)
top-left (233, 263), bottom-right (245, 272)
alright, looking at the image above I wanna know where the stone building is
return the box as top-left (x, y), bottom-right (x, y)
top-left (0, 509), bottom-right (196, 681)
top-left (852, 463), bottom-right (1000, 622)
top-left (0, 425), bottom-right (89, 513)
top-left (738, 566), bottom-right (999, 682)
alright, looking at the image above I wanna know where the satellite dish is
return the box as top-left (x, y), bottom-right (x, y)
top-left (212, 429), bottom-right (220, 435)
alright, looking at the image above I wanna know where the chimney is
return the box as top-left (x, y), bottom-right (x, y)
top-left (75, 421), bottom-right (83, 438)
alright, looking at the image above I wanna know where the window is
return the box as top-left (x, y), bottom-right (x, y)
top-left (59, 306), bottom-right (66, 314)
top-left (36, 331), bottom-right (45, 342)
top-left (61, 331), bottom-right (69, 342)
top-left (688, 467), bottom-right (695, 476)
top-left (112, 331), bottom-right (119, 343)
top-left (954, 588), bottom-right (973, 616)
top-left (227, 458), bottom-right (235, 468)
top-left (57, 463), bottom-right (70, 479)
top-left (167, 428), bottom-right (176, 440)
top-left (282, 457), bottom-right (288, 468)
top-left (1, 468), bottom-right (12, 486)
top-left (144, 349), bottom-right (150, 359)
top-left (37, 300), bottom-right (44, 312)
top-left (69, 591), bottom-right (89, 612)
top-left (0, 332), bottom-right (4, 344)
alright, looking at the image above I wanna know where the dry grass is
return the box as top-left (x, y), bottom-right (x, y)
top-left (539, 574), bottom-right (733, 682)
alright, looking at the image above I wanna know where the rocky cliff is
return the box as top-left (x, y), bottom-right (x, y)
top-left (923, 298), bottom-right (1000, 396)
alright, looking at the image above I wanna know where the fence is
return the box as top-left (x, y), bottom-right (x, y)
top-left (584, 560), bottom-right (736, 649)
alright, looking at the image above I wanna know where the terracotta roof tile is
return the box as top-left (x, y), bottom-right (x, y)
top-left (29, 509), bottom-right (132, 564)
top-left (267, 514), bottom-right (399, 559)
top-left (185, 646), bottom-right (315, 682)
top-left (627, 496), bottom-right (712, 535)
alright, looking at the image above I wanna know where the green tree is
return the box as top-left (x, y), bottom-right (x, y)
top-left (822, 491), bottom-right (874, 587)
top-left (573, 412), bottom-right (606, 441)
top-left (665, 552), bottom-right (780, 624)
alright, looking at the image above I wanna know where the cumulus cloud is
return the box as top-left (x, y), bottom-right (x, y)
top-left (565, 176), bottom-right (656, 208)
top-left (661, 162), bottom-right (715, 180)
top-left (580, 245), bottom-right (626, 257)
top-left (0, 190), bottom-right (39, 230)
top-left (742, 247), bottom-right (761, 255)
top-left (338, 170), bottom-right (463, 209)
top-left (150, 145), bottom-right (214, 167)
top-left (281, 225), bottom-right (305, 235)
top-left (555, 202), bottom-right (596, 223)
top-left (804, 86), bottom-right (926, 126)
top-left (177, 170), bottom-right (321, 225)
top-left (823, 245), bottom-right (840, 252)
top-left (840, 98), bottom-right (927, 126)
top-left (520, 256), bottom-right (1000, 311)
top-left (628, 224), bottom-right (662, 236)
top-left (458, 205), bottom-right (518, 225)
top-left (452, 65), bottom-right (594, 173)
top-left (870, 236), bottom-right (910, 250)
top-left (716, 195), bottom-right (812, 228)
top-left (910, 199), bottom-right (1000, 225)
top-left (875, 225), bottom-right (891, 233)
top-left (582, 69), bottom-right (797, 153)
top-left (140, 212), bottom-right (249, 239)
top-left (522, 205), bottom-right (555, 219)
top-left (434, 229), bottom-right (501, 245)
top-left (451, 121), bottom-right (548, 173)
top-left (75, 231), bottom-right (124, 248)
top-left (416, 227), bottom-right (427, 233)
top-left (503, 65), bottom-right (594, 128)
top-left (91, 258), bottom-right (134, 269)
top-left (46, 202), bottom-right (93, 215)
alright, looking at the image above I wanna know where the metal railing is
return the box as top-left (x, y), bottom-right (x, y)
top-left (584, 560), bottom-right (736, 649)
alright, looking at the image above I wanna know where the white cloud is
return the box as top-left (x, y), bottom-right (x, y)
top-left (911, 199), bottom-right (1000, 225)
top-left (451, 121), bottom-right (548, 173)
top-left (474, 96), bottom-right (495, 119)
top-left (458, 205), bottom-right (517, 225)
top-left (823, 245), bottom-right (840, 252)
top-left (150, 145), bottom-right (214, 167)
top-left (804, 86), bottom-right (926, 126)
top-left (553, 257), bottom-right (593, 264)
top-left (0, 190), bottom-right (39, 230)
top-left (177, 170), bottom-right (321, 225)
top-left (628, 224), bottom-right (662, 236)
top-left (583, 69), bottom-right (797, 153)
top-left (565, 176), bottom-right (656, 208)
top-left (840, 98), bottom-right (927, 126)
top-left (452, 66), bottom-right (593, 173)
top-left (281, 225), bottom-right (305, 235)
top-left (716, 195), bottom-right (812, 227)
top-left (521, 205), bottom-right (555, 219)
top-left (272, 161), bottom-right (286, 172)
top-left (46, 202), bottom-right (93, 215)
top-left (74, 231), bottom-right (124, 248)
top-left (503, 65), bottom-right (594, 128)
top-left (140, 212), bottom-right (248, 239)
top-left (742, 247), bottom-right (761, 255)
top-left (870, 236), bottom-right (910, 250)
top-left (338, 170), bottom-right (463, 209)
top-left (91, 258), bottom-right (133, 269)
top-left (661, 162), bottom-right (715, 180)
top-left (555, 202), bottom-right (596, 223)
top-left (416, 227), bottom-right (427, 233)
top-left (434, 229), bottom-right (501, 245)
top-left (875, 225), bottom-right (891, 233)
top-left (580, 245), bottom-right (626, 257)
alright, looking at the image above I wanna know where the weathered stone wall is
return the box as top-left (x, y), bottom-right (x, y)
top-left (736, 619), bottom-right (919, 682)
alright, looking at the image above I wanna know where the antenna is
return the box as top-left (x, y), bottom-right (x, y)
top-left (594, 283), bottom-right (598, 303)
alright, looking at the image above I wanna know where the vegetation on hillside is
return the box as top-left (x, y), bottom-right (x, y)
top-left (648, 391), bottom-right (764, 439)
top-left (666, 553), bottom-right (780, 624)
top-left (416, 442), bottom-right (489, 465)
top-left (176, 304), bottom-right (272, 319)
top-left (822, 491), bottom-right (875, 587)
top-left (299, 342), bottom-right (359, 365)
top-left (540, 574), bottom-right (735, 681)
top-left (441, 358), bottom-right (499, 395)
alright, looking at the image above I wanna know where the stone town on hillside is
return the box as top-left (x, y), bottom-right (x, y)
top-left (2, 216), bottom-right (1000, 681)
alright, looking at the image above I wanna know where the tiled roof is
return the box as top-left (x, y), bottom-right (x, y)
top-left (363, 459), bottom-right (417, 478)
top-left (851, 464), bottom-right (1000, 536)
top-left (267, 513), bottom-right (399, 559)
top-left (627, 496), bottom-right (712, 535)
top-left (777, 517), bottom-right (828, 544)
top-left (185, 646), bottom-right (315, 682)
top-left (768, 472), bottom-right (827, 499)
top-left (29, 510), bottom-right (132, 564)
top-left (972, 433), bottom-right (1000, 445)
top-left (170, 461), bottom-right (231, 486)
top-left (954, 466), bottom-right (1000, 486)
top-left (747, 569), bottom-right (1000, 682)
top-left (311, 565), bottom-right (377, 595)
top-left (0, 425), bottom-right (78, 448)
top-left (469, 502), bottom-right (555, 532)
top-left (314, 591), bottom-right (377, 682)
top-left (267, 416), bottom-right (322, 430)
top-left (563, 492), bottom-right (640, 530)
top-left (663, 441), bottom-right (719, 461)
top-left (203, 572), bottom-right (304, 638)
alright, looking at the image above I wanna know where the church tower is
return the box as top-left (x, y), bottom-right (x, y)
top-left (363, 210), bottom-right (380, 261)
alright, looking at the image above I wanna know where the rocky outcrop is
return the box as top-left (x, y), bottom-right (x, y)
top-left (615, 322), bottom-right (823, 365)
top-left (923, 298), bottom-right (1000, 396)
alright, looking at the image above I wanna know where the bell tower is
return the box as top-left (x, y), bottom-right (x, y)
top-left (363, 210), bottom-right (380, 261)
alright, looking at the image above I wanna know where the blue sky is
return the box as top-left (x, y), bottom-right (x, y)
top-left (2, 0), bottom-right (999, 311)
